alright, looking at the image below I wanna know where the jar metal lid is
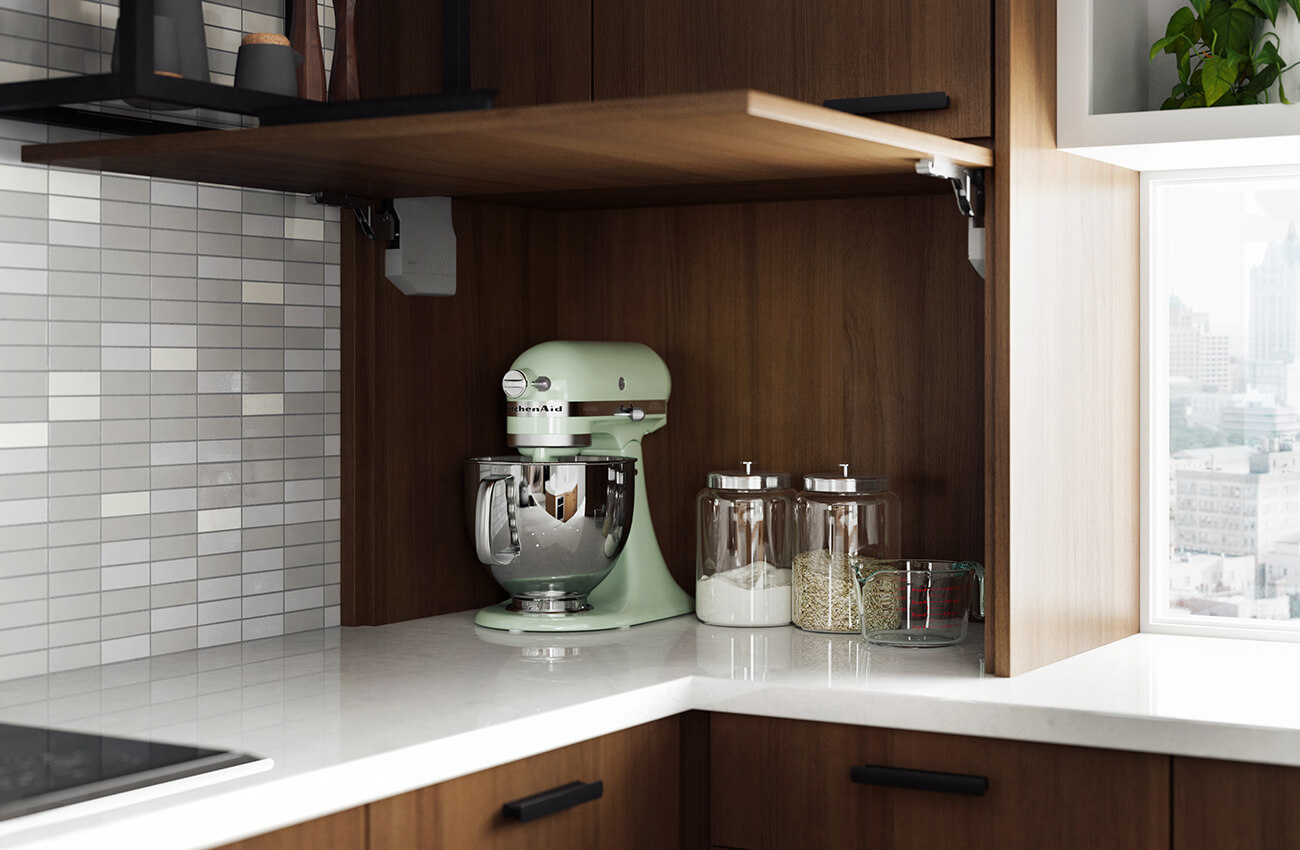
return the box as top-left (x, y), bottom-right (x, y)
top-left (707, 471), bottom-right (791, 490)
top-left (802, 472), bottom-right (890, 493)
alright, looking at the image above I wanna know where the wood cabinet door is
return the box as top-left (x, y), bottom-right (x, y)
top-left (210, 807), bottom-right (366, 850)
top-left (593, 0), bottom-right (992, 139)
top-left (1174, 756), bottom-right (1300, 850)
top-left (368, 717), bottom-right (680, 850)
top-left (710, 715), bottom-right (1168, 850)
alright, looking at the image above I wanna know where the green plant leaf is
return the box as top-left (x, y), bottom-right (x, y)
top-left (1202, 53), bottom-right (1240, 102)
top-left (1246, 0), bottom-right (1280, 22)
top-left (1207, 0), bottom-right (1261, 53)
top-left (1259, 38), bottom-right (1284, 66)
top-left (1193, 0), bottom-right (1211, 14)
top-left (1168, 4), bottom-right (1198, 36)
top-left (1241, 63), bottom-right (1278, 95)
top-left (1286, 0), bottom-right (1300, 18)
top-left (1180, 91), bottom-right (1208, 106)
top-left (1282, 73), bottom-right (1292, 103)
top-left (1151, 34), bottom-right (1191, 60)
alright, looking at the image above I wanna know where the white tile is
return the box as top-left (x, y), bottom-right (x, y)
top-left (150, 347), bottom-right (198, 371)
top-left (197, 575), bottom-right (240, 602)
top-left (49, 617), bottom-right (98, 647)
top-left (0, 241), bottom-right (47, 269)
top-left (47, 568), bottom-right (98, 597)
top-left (0, 623), bottom-right (48, 653)
top-left (101, 634), bottom-right (150, 665)
top-left (150, 441), bottom-right (197, 466)
top-left (100, 490), bottom-right (149, 517)
top-left (101, 348), bottom-right (151, 371)
top-left (151, 324), bottom-right (197, 347)
top-left (242, 282), bottom-right (284, 304)
top-left (242, 393), bottom-right (284, 416)
top-left (198, 371), bottom-right (241, 394)
top-left (0, 269), bottom-right (48, 294)
top-left (0, 448), bottom-right (48, 475)
top-left (284, 218), bottom-right (325, 241)
top-left (0, 164), bottom-right (47, 194)
top-left (197, 597), bottom-right (241, 625)
top-left (49, 642), bottom-right (99, 673)
top-left (196, 507), bottom-right (240, 533)
top-left (0, 650), bottom-right (47, 681)
top-left (151, 487), bottom-right (197, 513)
top-left (151, 557), bottom-right (197, 584)
top-left (101, 323), bottom-right (149, 346)
top-left (241, 614), bottom-right (284, 641)
top-left (47, 170), bottom-right (99, 198)
top-left (48, 196), bottom-right (100, 223)
top-left (0, 423), bottom-right (48, 448)
top-left (0, 599), bottom-right (47, 628)
top-left (151, 182), bottom-right (197, 208)
top-left (48, 592), bottom-right (98, 622)
top-left (196, 620), bottom-right (241, 648)
top-left (151, 604), bottom-right (197, 632)
top-left (0, 497), bottom-right (47, 527)
top-left (0, 573), bottom-right (47, 602)
top-left (48, 220), bottom-right (101, 249)
top-left (101, 562), bottom-right (150, 590)
top-left (48, 396), bottom-right (100, 421)
top-left (100, 538), bottom-right (150, 566)
top-left (284, 587), bottom-right (324, 612)
top-left (242, 547), bottom-right (283, 573)
top-left (48, 371), bottom-right (100, 396)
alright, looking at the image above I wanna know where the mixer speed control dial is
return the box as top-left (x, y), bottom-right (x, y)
top-left (501, 369), bottom-right (529, 399)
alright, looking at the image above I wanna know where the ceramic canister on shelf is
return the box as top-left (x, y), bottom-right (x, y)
top-left (235, 34), bottom-right (303, 97)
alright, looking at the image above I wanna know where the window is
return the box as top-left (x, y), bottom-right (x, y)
top-left (1145, 168), bottom-right (1300, 640)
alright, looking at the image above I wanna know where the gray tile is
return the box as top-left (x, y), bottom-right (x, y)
top-left (100, 588), bottom-right (150, 616)
top-left (150, 465), bottom-right (197, 489)
top-left (150, 533), bottom-right (196, 562)
top-left (198, 348), bottom-right (240, 370)
top-left (100, 466), bottom-right (149, 492)
top-left (48, 270), bottom-right (99, 298)
top-left (197, 552), bottom-right (239, 579)
top-left (102, 226), bottom-right (150, 252)
top-left (101, 176), bottom-right (150, 204)
top-left (150, 276), bottom-right (197, 301)
top-left (100, 298), bottom-right (150, 323)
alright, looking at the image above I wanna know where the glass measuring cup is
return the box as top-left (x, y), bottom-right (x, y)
top-left (854, 559), bottom-right (984, 647)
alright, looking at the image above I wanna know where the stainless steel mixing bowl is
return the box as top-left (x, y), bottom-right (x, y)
top-left (465, 456), bottom-right (636, 613)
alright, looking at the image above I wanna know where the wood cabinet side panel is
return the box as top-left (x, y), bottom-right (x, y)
top-left (1174, 757), bottom-right (1300, 850)
top-left (711, 715), bottom-right (1168, 850)
top-left (211, 807), bottom-right (367, 850)
top-left (987, 0), bottom-right (1141, 675)
top-left (593, 0), bottom-right (992, 139)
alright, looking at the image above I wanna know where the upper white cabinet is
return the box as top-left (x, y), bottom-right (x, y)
top-left (1059, 0), bottom-right (1300, 170)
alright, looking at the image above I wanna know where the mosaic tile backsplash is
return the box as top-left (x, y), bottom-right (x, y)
top-left (0, 0), bottom-right (343, 682)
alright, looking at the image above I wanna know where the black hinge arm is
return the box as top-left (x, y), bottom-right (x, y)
top-left (311, 192), bottom-right (400, 245)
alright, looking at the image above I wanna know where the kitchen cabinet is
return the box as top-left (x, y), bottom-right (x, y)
top-left (709, 714), bottom-right (1169, 850)
top-left (593, 0), bottom-right (993, 139)
top-left (210, 806), bottom-right (366, 850)
top-left (367, 716), bottom-right (680, 849)
top-left (1173, 756), bottom-right (1300, 850)
top-left (16, 0), bottom-right (1138, 677)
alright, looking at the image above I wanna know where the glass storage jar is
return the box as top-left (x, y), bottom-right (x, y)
top-left (695, 462), bottom-right (795, 627)
top-left (793, 466), bottom-right (901, 633)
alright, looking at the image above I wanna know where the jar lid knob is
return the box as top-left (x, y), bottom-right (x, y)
top-left (742, 460), bottom-right (752, 474)
top-left (839, 462), bottom-right (849, 476)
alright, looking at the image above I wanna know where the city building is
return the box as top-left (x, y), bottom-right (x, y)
top-left (1172, 445), bottom-right (1300, 557)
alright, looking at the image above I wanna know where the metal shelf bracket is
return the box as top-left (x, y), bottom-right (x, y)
top-left (916, 157), bottom-right (986, 279)
top-left (915, 157), bottom-right (985, 220)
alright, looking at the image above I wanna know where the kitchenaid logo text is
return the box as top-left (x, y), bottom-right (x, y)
top-left (509, 402), bottom-right (568, 416)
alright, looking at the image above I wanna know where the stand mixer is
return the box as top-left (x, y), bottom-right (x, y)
top-left (468, 341), bottom-right (694, 632)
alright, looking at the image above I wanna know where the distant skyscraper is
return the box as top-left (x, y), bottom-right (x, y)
top-left (1170, 296), bottom-right (1232, 391)
top-left (1249, 224), bottom-right (1300, 364)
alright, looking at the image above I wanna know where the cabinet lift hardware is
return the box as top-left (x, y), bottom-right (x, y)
top-left (313, 194), bottom-right (457, 297)
top-left (312, 193), bottom-right (399, 244)
top-left (916, 157), bottom-right (986, 279)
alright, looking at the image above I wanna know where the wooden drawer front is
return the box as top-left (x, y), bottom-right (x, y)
top-left (369, 717), bottom-right (680, 850)
top-left (593, 0), bottom-right (992, 140)
top-left (1174, 756), bottom-right (1300, 850)
top-left (710, 715), bottom-right (1168, 850)
top-left (211, 807), bottom-right (366, 850)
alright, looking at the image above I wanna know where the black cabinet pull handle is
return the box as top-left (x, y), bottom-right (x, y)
top-left (850, 764), bottom-right (988, 796)
top-left (823, 91), bottom-right (951, 116)
top-left (502, 780), bottom-right (604, 823)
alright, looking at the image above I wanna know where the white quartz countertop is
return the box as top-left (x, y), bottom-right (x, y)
top-left (4, 612), bottom-right (1300, 849)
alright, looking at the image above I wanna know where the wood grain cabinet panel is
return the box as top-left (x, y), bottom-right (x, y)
top-left (368, 717), bottom-right (680, 849)
top-left (710, 715), bottom-right (1169, 850)
top-left (1174, 757), bottom-right (1300, 850)
top-left (210, 807), bottom-right (366, 850)
top-left (593, 0), bottom-right (992, 139)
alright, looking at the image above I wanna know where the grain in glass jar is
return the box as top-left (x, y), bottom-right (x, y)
top-left (793, 466), bottom-right (901, 633)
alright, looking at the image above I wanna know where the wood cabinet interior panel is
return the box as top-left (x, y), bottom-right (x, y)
top-left (987, 0), bottom-right (1140, 676)
top-left (710, 714), bottom-right (1169, 850)
top-left (342, 194), bottom-right (985, 622)
top-left (1173, 757), bottom-right (1300, 850)
top-left (593, 0), bottom-right (992, 139)
top-left (368, 718), bottom-right (679, 849)
top-left (210, 807), bottom-right (366, 850)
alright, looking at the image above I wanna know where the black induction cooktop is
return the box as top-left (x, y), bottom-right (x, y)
top-left (0, 722), bottom-right (265, 823)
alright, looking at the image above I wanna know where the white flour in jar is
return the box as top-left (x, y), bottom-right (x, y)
top-left (696, 561), bottom-right (792, 626)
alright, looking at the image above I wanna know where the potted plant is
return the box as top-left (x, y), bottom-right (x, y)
top-left (1150, 0), bottom-right (1300, 107)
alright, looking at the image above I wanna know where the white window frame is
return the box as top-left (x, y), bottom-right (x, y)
top-left (1142, 165), bottom-right (1300, 643)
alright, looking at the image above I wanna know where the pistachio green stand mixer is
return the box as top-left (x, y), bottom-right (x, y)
top-left (468, 340), bottom-right (695, 631)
